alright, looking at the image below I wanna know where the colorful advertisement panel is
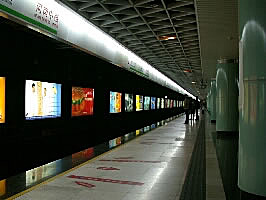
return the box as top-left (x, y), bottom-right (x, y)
top-left (174, 100), bottom-right (176, 108)
top-left (165, 99), bottom-right (168, 108)
top-left (125, 93), bottom-right (133, 112)
top-left (170, 100), bottom-right (173, 108)
top-left (109, 137), bottom-right (122, 148)
top-left (151, 97), bottom-right (156, 110)
top-left (157, 98), bottom-right (160, 109)
top-left (161, 98), bottom-right (164, 108)
top-left (0, 77), bottom-right (5, 123)
top-left (0, 179), bottom-right (6, 197)
top-left (25, 80), bottom-right (61, 120)
top-left (136, 95), bottom-right (143, 111)
top-left (72, 87), bottom-right (94, 116)
top-left (110, 91), bottom-right (122, 113)
top-left (144, 96), bottom-right (150, 110)
top-left (167, 99), bottom-right (171, 108)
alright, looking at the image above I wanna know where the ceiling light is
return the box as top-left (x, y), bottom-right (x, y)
top-left (192, 81), bottom-right (196, 84)
top-left (158, 36), bottom-right (177, 41)
top-left (183, 69), bottom-right (192, 73)
top-left (167, 36), bottom-right (176, 40)
top-left (150, 4), bottom-right (159, 8)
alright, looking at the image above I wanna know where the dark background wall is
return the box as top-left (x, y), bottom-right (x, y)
top-left (0, 17), bottom-right (184, 179)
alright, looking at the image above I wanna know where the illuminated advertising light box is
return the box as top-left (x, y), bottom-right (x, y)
top-left (183, 101), bottom-right (184, 106)
top-left (136, 129), bottom-right (140, 136)
top-left (25, 80), bottom-right (61, 120)
top-left (157, 98), bottom-right (160, 109)
top-left (72, 87), bottom-right (94, 116)
top-left (125, 93), bottom-right (133, 112)
top-left (0, 179), bottom-right (6, 197)
top-left (109, 137), bottom-right (122, 148)
top-left (110, 91), bottom-right (122, 113)
top-left (136, 95), bottom-right (143, 111)
top-left (151, 97), bottom-right (156, 110)
top-left (0, 77), bottom-right (5, 123)
top-left (161, 98), bottom-right (164, 108)
top-left (165, 99), bottom-right (168, 108)
top-left (174, 100), bottom-right (176, 108)
top-left (144, 126), bottom-right (150, 132)
top-left (170, 100), bottom-right (173, 108)
top-left (151, 124), bottom-right (156, 129)
top-left (167, 99), bottom-right (171, 108)
top-left (144, 96), bottom-right (150, 110)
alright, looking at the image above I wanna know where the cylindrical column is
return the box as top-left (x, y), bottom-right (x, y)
top-left (210, 79), bottom-right (216, 122)
top-left (238, 0), bottom-right (266, 197)
top-left (216, 59), bottom-right (238, 132)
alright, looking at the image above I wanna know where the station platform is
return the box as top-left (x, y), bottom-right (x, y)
top-left (2, 114), bottom-right (226, 200)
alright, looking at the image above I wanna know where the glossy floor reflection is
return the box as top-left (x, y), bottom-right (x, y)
top-left (205, 114), bottom-right (241, 200)
top-left (1, 115), bottom-right (203, 200)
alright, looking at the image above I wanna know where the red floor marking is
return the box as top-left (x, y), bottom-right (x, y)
top-left (75, 181), bottom-right (95, 188)
top-left (114, 157), bottom-right (134, 159)
top-left (140, 142), bottom-right (154, 145)
top-left (144, 139), bottom-right (158, 140)
top-left (140, 142), bottom-right (174, 145)
top-left (158, 143), bottom-right (174, 144)
top-left (68, 175), bottom-right (144, 186)
top-left (97, 167), bottom-right (120, 170)
top-left (99, 159), bottom-right (162, 163)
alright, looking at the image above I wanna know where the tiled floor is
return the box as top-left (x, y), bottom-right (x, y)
top-left (8, 115), bottom-right (226, 200)
top-left (205, 116), bottom-right (226, 200)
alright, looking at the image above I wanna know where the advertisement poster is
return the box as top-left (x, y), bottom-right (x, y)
top-left (165, 99), bottom-right (168, 108)
top-left (161, 98), bottom-right (164, 108)
top-left (174, 100), bottom-right (176, 108)
top-left (25, 80), bottom-right (61, 120)
top-left (157, 98), bottom-right (160, 109)
top-left (144, 126), bottom-right (150, 132)
top-left (144, 96), bottom-right (150, 110)
top-left (136, 95), bottom-right (143, 111)
top-left (170, 100), bottom-right (173, 108)
top-left (0, 77), bottom-right (5, 123)
top-left (167, 99), bottom-right (171, 108)
top-left (0, 179), bottom-right (6, 197)
top-left (125, 93), bottom-right (133, 112)
top-left (151, 97), bottom-right (156, 109)
top-left (109, 137), bottom-right (122, 148)
top-left (110, 91), bottom-right (122, 113)
top-left (72, 87), bottom-right (94, 116)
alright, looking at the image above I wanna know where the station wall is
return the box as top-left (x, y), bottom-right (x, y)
top-left (0, 18), bottom-right (185, 178)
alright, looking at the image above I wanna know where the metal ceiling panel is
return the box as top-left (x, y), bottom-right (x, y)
top-left (60, 0), bottom-right (204, 97)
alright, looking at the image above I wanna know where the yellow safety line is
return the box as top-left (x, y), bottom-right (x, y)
top-left (6, 127), bottom-right (156, 199)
